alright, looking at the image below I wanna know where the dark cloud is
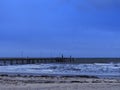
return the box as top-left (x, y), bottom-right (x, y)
top-left (89, 0), bottom-right (120, 10)
top-left (62, 0), bottom-right (120, 10)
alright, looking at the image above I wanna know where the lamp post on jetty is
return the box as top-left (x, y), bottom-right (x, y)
top-left (61, 54), bottom-right (64, 59)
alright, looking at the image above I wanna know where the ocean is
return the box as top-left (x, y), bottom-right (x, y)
top-left (0, 63), bottom-right (120, 78)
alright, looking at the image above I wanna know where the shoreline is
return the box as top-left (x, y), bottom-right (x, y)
top-left (0, 63), bottom-right (120, 90)
top-left (0, 75), bottom-right (120, 85)
top-left (0, 72), bottom-right (120, 79)
top-left (0, 75), bottom-right (120, 90)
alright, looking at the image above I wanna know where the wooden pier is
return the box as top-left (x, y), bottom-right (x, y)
top-left (0, 57), bottom-right (120, 65)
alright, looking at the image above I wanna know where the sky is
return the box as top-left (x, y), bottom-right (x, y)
top-left (0, 0), bottom-right (120, 57)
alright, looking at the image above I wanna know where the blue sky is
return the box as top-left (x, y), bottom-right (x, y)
top-left (0, 0), bottom-right (120, 57)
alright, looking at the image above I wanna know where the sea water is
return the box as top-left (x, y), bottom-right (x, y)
top-left (0, 63), bottom-right (120, 78)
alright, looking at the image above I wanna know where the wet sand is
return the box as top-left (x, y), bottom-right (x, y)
top-left (0, 76), bottom-right (120, 90)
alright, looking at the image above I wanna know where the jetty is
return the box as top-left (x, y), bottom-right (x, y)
top-left (0, 57), bottom-right (120, 65)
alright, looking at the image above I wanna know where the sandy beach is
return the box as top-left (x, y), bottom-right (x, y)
top-left (0, 76), bottom-right (120, 90)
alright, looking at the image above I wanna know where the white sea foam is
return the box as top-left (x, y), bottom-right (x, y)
top-left (0, 63), bottom-right (120, 78)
